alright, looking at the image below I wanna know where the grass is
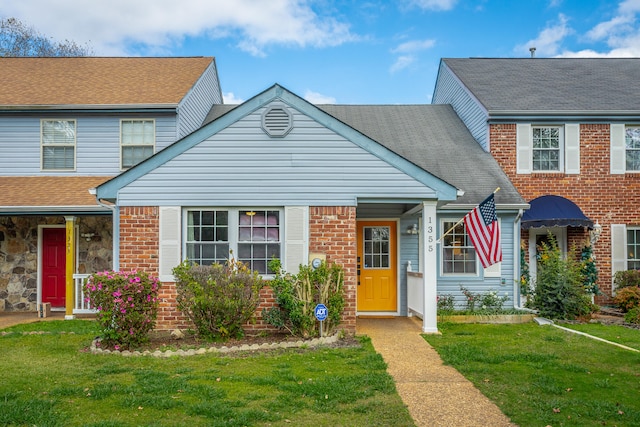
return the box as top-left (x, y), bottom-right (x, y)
top-left (423, 322), bottom-right (640, 427)
top-left (0, 320), bottom-right (414, 427)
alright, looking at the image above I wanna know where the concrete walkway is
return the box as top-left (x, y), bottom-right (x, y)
top-left (357, 317), bottom-right (516, 427)
top-left (0, 310), bottom-right (65, 329)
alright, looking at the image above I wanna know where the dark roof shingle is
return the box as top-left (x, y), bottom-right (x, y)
top-left (442, 58), bottom-right (640, 112)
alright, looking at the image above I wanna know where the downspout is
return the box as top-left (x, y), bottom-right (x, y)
top-left (514, 208), bottom-right (524, 309)
top-left (89, 188), bottom-right (119, 271)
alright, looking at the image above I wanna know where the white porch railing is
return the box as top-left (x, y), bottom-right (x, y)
top-left (406, 262), bottom-right (424, 319)
top-left (73, 274), bottom-right (96, 314)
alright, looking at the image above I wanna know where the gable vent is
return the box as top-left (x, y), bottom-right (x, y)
top-left (261, 105), bottom-right (292, 137)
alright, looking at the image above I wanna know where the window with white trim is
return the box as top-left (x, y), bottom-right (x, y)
top-left (185, 208), bottom-right (282, 275)
top-left (441, 220), bottom-right (477, 275)
top-left (532, 126), bottom-right (562, 171)
top-left (41, 119), bottom-right (76, 170)
top-left (625, 126), bottom-right (640, 171)
top-left (628, 227), bottom-right (640, 270)
top-left (121, 119), bottom-right (155, 169)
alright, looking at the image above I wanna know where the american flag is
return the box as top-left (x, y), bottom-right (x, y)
top-left (464, 193), bottom-right (502, 268)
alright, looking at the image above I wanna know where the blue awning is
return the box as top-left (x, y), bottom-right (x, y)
top-left (521, 195), bottom-right (593, 229)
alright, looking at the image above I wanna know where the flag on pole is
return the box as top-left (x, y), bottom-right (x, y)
top-left (464, 193), bottom-right (502, 268)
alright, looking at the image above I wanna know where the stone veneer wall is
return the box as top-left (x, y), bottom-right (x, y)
top-left (119, 206), bottom-right (358, 334)
top-left (0, 215), bottom-right (112, 311)
top-left (491, 123), bottom-right (640, 301)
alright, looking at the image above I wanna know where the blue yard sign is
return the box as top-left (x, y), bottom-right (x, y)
top-left (314, 303), bottom-right (328, 321)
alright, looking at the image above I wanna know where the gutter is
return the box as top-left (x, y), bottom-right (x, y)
top-left (90, 187), bottom-right (120, 271)
top-left (514, 208), bottom-right (525, 309)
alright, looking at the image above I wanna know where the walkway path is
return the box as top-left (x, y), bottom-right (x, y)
top-left (0, 311), bottom-right (65, 329)
top-left (357, 317), bottom-right (516, 427)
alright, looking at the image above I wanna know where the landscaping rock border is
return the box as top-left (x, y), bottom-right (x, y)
top-left (90, 333), bottom-right (342, 357)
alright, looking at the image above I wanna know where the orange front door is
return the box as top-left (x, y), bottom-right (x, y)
top-left (42, 228), bottom-right (66, 307)
top-left (357, 221), bottom-right (397, 312)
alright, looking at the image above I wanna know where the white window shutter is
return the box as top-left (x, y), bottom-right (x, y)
top-left (159, 207), bottom-right (181, 281)
top-left (610, 124), bottom-right (626, 174)
top-left (284, 206), bottom-right (309, 274)
top-left (564, 123), bottom-right (580, 174)
top-left (516, 124), bottom-right (532, 174)
top-left (611, 224), bottom-right (627, 292)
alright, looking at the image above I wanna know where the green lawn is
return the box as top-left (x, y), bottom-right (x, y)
top-left (423, 322), bottom-right (640, 427)
top-left (0, 320), bottom-right (414, 427)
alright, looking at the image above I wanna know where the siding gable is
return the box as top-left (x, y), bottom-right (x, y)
top-left (97, 84), bottom-right (458, 203)
top-left (115, 102), bottom-right (445, 206)
top-left (432, 61), bottom-right (489, 150)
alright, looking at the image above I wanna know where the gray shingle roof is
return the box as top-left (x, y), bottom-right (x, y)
top-left (206, 103), bottom-right (524, 206)
top-left (442, 58), bottom-right (640, 113)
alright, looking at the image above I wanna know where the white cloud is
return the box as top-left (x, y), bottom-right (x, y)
top-left (222, 92), bottom-right (244, 104)
top-left (404, 0), bottom-right (457, 11)
top-left (390, 55), bottom-right (416, 73)
top-left (389, 38), bottom-right (435, 73)
top-left (515, 14), bottom-right (572, 56)
top-left (391, 39), bottom-right (436, 54)
top-left (0, 0), bottom-right (357, 56)
top-left (303, 90), bottom-right (336, 104)
top-left (557, 0), bottom-right (640, 58)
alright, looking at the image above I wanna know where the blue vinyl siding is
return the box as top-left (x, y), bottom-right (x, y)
top-left (432, 62), bottom-right (489, 151)
top-left (116, 104), bottom-right (439, 206)
top-left (435, 212), bottom-right (517, 309)
top-left (177, 62), bottom-right (223, 139)
top-left (0, 115), bottom-right (177, 175)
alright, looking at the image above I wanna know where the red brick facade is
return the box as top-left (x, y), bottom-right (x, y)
top-left (118, 205), bottom-right (358, 334)
top-left (308, 206), bottom-right (357, 332)
top-left (490, 123), bottom-right (640, 300)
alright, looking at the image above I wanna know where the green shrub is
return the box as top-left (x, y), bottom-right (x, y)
top-left (172, 258), bottom-right (265, 341)
top-left (613, 269), bottom-right (640, 290)
top-left (532, 235), bottom-right (596, 320)
top-left (460, 286), bottom-right (508, 314)
top-left (613, 286), bottom-right (640, 312)
top-left (84, 270), bottom-right (160, 350)
top-left (263, 259), bottom-right (344, 338)
top-left (437, 294), bottom-right (455, 314)
top-left (624, 307), bottom-right (640, 324)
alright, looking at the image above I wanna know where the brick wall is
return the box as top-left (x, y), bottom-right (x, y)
top-left (491, 123), bottom-right (640, 300)
top-left (308, 206), bottom-right (357, 333)
top-left (118, 205), bottom-right (358, 334)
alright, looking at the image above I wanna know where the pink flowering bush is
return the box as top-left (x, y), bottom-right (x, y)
top-left (85, 270), bottom-right (160, 350)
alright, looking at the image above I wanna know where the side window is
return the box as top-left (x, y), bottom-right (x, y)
top-left (185, 210), bottom-right (229, 266)
top-left (441, 220), bottom-right (477, 275)
top-left (42, 119), bottom-right (76, 170)
top-left (628, 227), bottom-right (640, 270)
top-left (121, 119), bottom-right (155, 169)
top-left (625, 126), bottom-right (640, 171)
top-left (238, 210), bottom-right (281, 275)
top-left (532, 126), bottom-right (562, 171)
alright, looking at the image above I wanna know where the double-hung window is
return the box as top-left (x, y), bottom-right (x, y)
top-left (121, 119), bottom-right (155, 169)
top-left (628, 227), bottom-right (640, 270)
top-left (41, 119), bottom-right (76, 170)
top-left (625, 126), bottom-right (640, 171)
top-left (185, 208), bottom-right (282, 275)
top-left (441, 220), bottom-right (477, 275)
top-left (532, 126), bottom-right (562, 171)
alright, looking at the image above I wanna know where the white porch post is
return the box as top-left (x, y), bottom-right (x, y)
top-left (421, 201), bottom-right (438, 333)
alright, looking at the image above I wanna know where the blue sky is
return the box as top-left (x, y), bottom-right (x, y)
top-left (1, 0), bottom-right (638, 104)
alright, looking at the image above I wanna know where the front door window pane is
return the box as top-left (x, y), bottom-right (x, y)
top-left (363, 226), bottom-right (390, 268)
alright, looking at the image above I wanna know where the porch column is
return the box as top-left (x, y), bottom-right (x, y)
top-left (421, 201), bottom-right (438, 333)
top-left (64, 216), bottom-right (76, 320)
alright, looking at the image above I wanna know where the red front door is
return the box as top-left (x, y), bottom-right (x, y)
top-left (42, 228), bottom-right (66, 307)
